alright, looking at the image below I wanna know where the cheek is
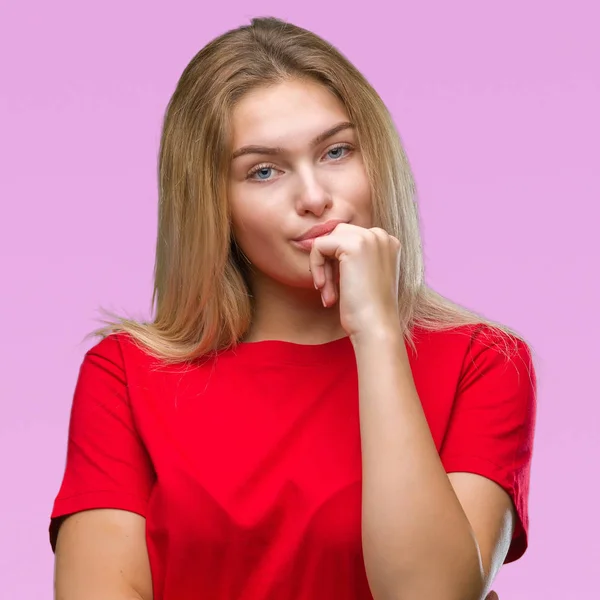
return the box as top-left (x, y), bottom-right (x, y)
top-left (230, 200), bottom-right (279, 255)
top-left (338, 165), bottom-right (372, 216)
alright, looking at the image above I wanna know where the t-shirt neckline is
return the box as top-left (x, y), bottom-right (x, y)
top-left (228, 335), bottom-right (354, 366)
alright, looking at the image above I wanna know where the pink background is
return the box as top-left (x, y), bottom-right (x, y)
top-left (1, 1), bottom-right (598, 598)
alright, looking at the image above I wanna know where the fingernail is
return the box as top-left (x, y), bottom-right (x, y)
top-left (322, 295), bottom-right (327, 307)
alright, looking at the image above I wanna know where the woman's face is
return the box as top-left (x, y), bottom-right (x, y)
top-left (228, 78), bottom-right (372, 289)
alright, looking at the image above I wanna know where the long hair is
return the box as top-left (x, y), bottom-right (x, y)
top-left (94, 16), bottom-right (530, 363)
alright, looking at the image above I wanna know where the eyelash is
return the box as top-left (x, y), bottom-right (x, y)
top-left (245, 143), bottom-right (354, 182)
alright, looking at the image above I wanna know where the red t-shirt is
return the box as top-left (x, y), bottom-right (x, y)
top-left (50, 324), bottom-right (536, 600)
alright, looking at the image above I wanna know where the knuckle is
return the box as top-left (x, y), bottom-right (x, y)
top-left (370, 227), bottom-right (387, 236)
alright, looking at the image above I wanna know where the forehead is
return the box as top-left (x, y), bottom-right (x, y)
top-left (230, 79), bottom-right (349, 146)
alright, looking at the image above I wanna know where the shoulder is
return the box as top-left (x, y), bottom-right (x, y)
top-left (412, 323), bottom-right (533, 363)
top-left (81, 333), bottom-right (225, 404)
top-left (410, 323), bottom-right (536, 394)
top-left (83, 332), bottom-right (161, 371)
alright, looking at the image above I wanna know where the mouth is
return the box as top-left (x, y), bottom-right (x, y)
top-left (292, 219), bottom-right (346, 251)
top-left (291, 238), bottom-right (320, 251)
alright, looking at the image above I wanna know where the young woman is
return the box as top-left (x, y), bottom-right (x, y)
top-left (50, 16), bottom-right (536, 600)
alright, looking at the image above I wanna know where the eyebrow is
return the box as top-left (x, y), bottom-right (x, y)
top-left (231, 121), bottom-right (355, 160)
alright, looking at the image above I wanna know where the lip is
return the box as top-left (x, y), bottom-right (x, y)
top-left (293, 219), bottom-right (347, 242)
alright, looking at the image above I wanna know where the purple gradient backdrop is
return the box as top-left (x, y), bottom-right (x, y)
top-left (1, 1), bottom-right (598, 598)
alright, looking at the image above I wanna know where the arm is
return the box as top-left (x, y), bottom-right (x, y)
top-left (54, 509), bottom-right (153, 600)
top-left (50, 336), bottom-right (156, 600)
top-left (353, 328), bottom-right (520, 600)
top-left (309, 224), bottom-right (534, 600)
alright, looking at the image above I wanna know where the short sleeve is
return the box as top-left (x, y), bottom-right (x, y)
top-left (439, 329), bottom-right (537, 563)
top-left (49, 335), bottom-right (155, 552)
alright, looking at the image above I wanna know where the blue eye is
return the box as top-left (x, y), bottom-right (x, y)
top-left (246, 145), bottom-right (352, 183)
top-left (247, 165), bottom-right (276, 181)
top-left (255, 167), bottom-right (273, 179)
top-left (326, 145), bottom-right (351, 160)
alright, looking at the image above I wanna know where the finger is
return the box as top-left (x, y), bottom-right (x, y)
top-left (322, 259), bottom-right (335, 307)
top-left (485, 592), bottom-right (499, 600)
top-left (331, 259), bottom-right (340, 304)
top-left (309, 243), bottom-right (328, 290)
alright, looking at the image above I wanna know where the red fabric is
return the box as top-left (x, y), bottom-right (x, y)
top-left (50, 324), bottom-right (536, 600)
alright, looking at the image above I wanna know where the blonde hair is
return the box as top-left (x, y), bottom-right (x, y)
top-left (94, 16), bottom-right (530, 363)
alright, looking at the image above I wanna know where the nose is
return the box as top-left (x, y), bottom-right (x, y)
top-left (294, 168), bottom-right (333, 216)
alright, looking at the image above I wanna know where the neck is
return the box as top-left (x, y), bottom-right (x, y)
top-left (242, 272), bottom-right (347, 345)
